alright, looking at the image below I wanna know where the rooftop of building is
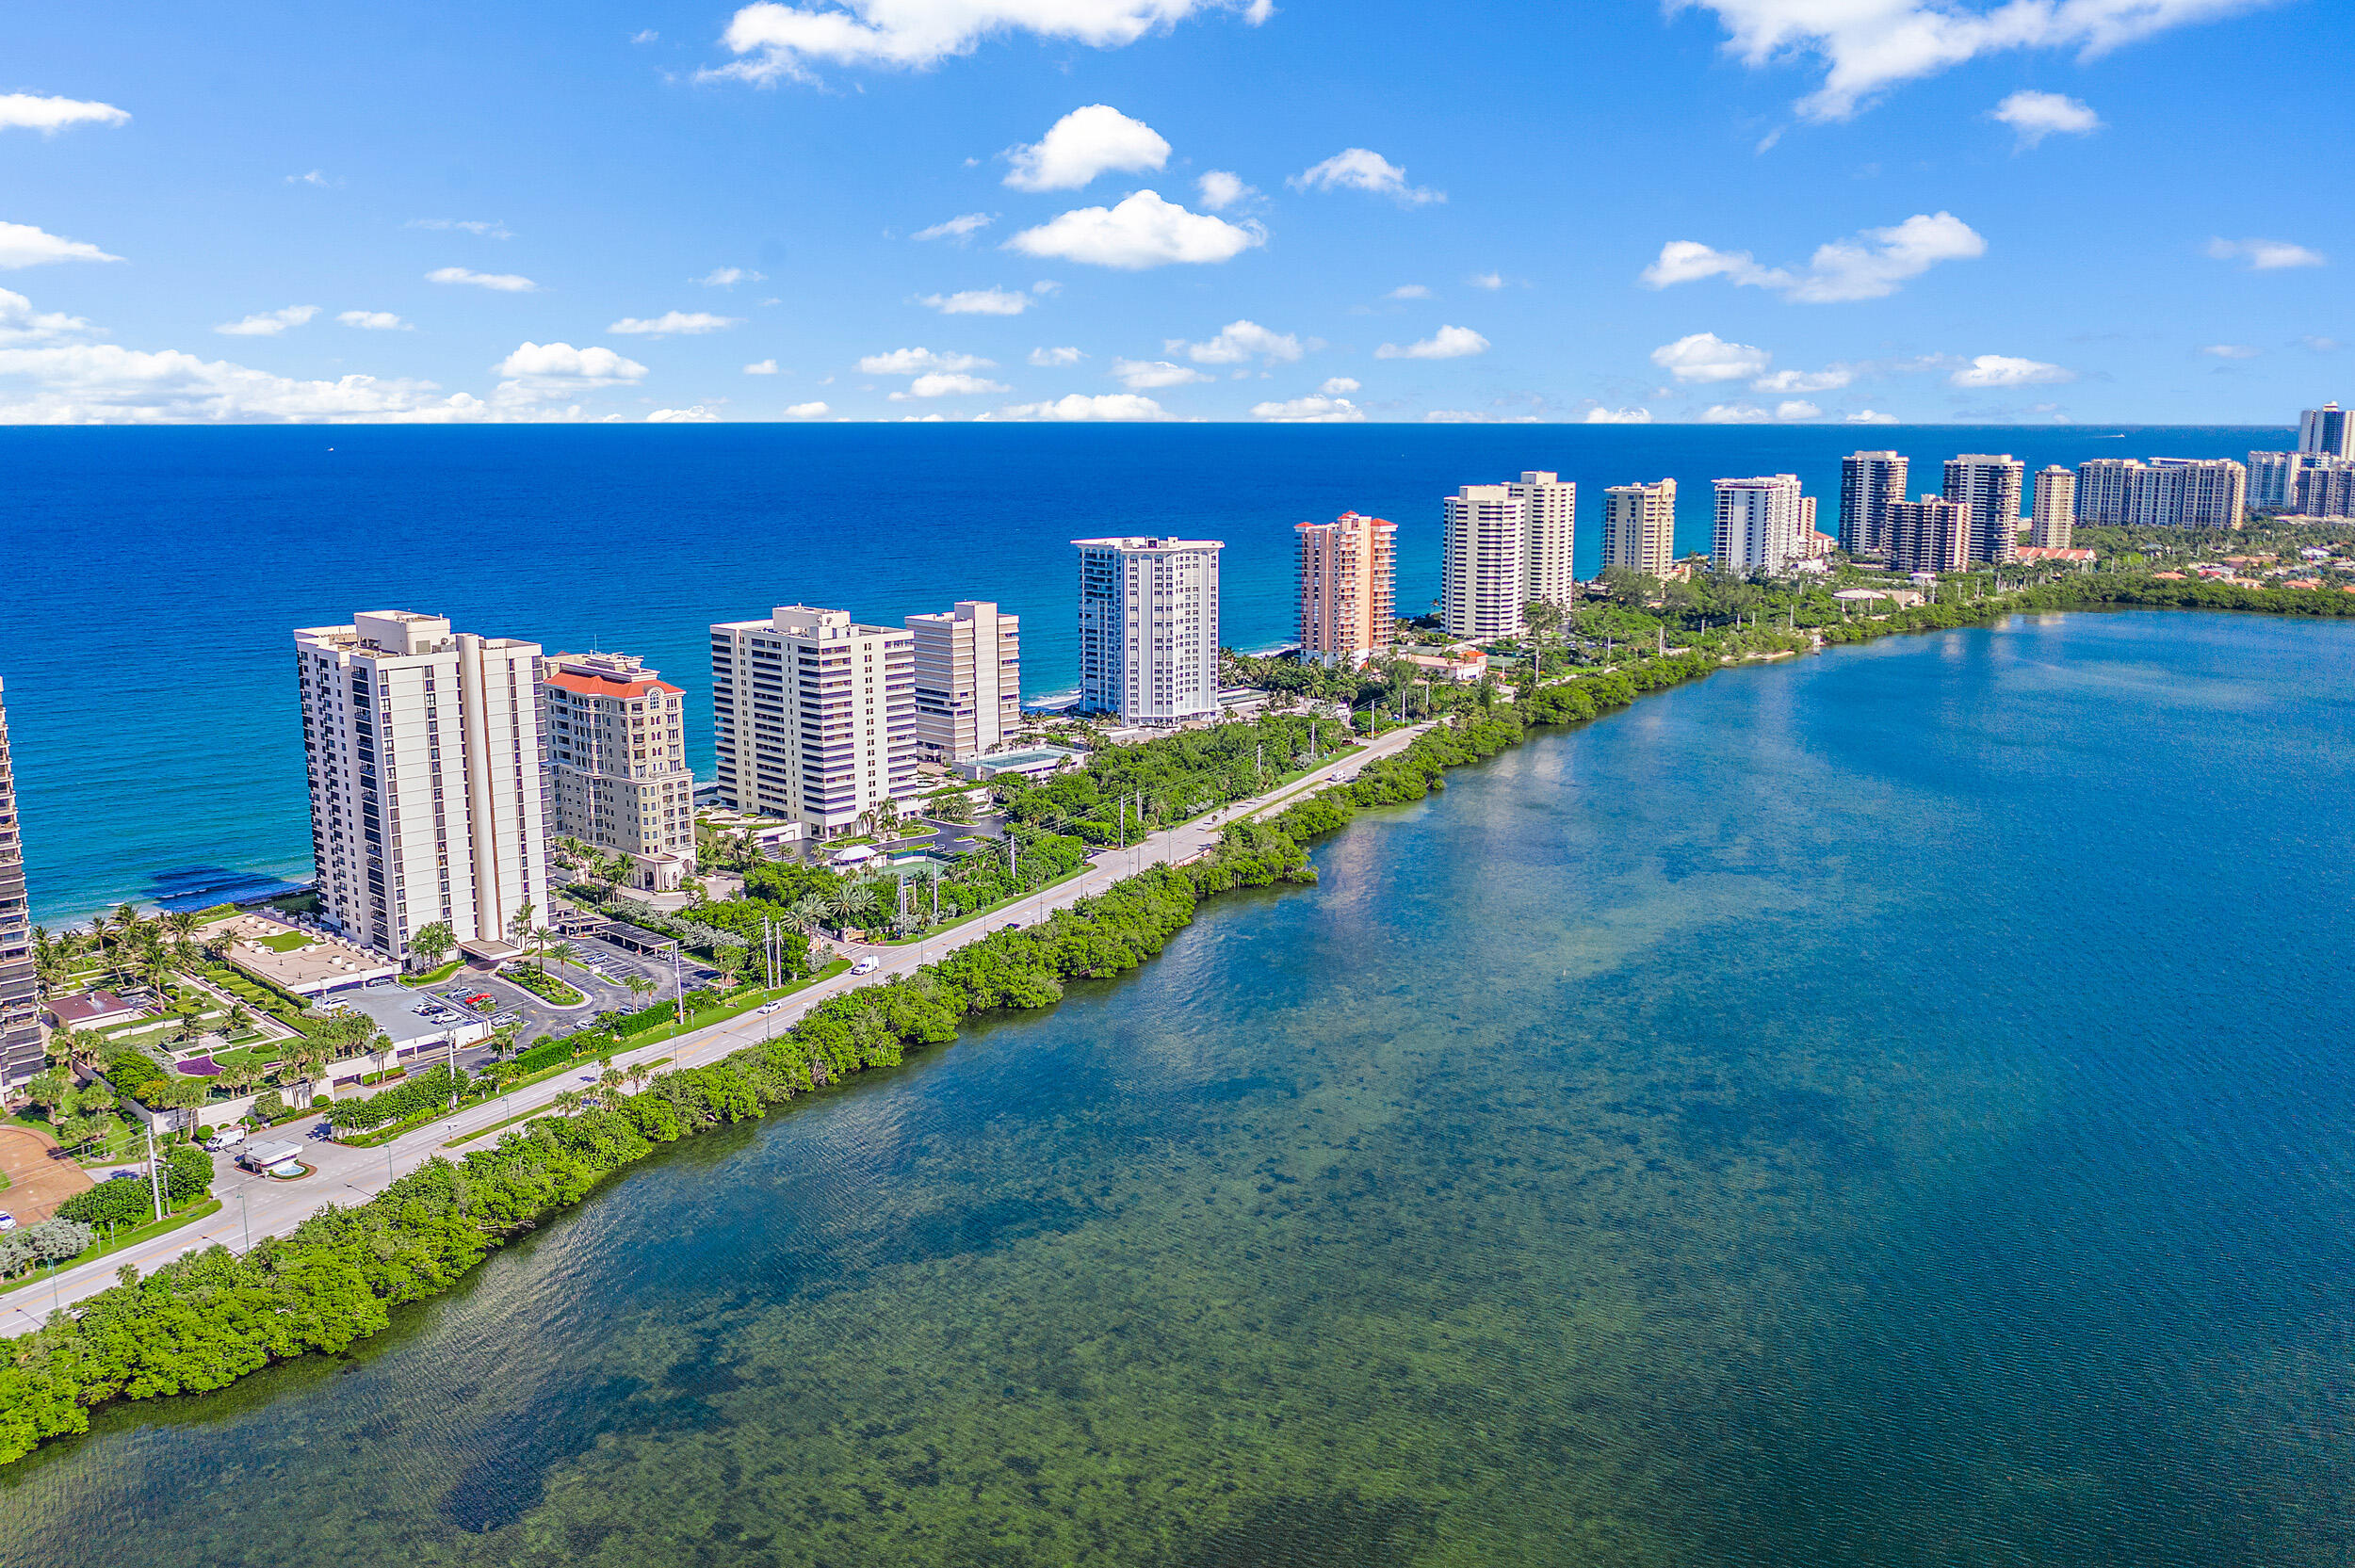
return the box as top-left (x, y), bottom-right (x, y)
top-left (542, 668), bottom-right (685, 701)
top-left (1070, 536), bottom-right (1224, 552)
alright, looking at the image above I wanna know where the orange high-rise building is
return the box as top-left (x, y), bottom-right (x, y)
top-left (1294, 510), bottom-right (1397, 667)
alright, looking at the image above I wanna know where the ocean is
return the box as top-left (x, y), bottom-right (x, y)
top-left (0, 422), bottom-right (2286, 924)
top-left (1, 609), bottom-right (2349, 1566)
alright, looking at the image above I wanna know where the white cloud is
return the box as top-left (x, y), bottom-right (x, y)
top-left (409, 218), bottom-right (513, 239)
top-left (1641, 212), bottom-right (1985, 302)
top-left (1700, 403), bottom-right (1774, 423)
top-left (1990, 89), bottom-right (2101, 148)
top-left (1651, 331), bottom-right (1772, 383)
top-left (1845, 409), bottom-right (1900, 423)
top-left (632, 27), bottom-right (660, 42)
top-left (0, 94), bottom-right (129, 135)
top-left (785, 400), bottom-right (831, 416)
top-left (2200, 343), bottom-right (2260, 359)
top-left (0, 290), bottom-right (93, 346)
top-left (891, 371), bottom-right (1010, 397)
top-left (1319, 376), bottom-right (1360, 395)
top-left (1004, 105), bottom-right (1169, 191)
top-left (647, 405), bottom-right (722, 422)
top-left (0, 221), bottom-right (122, 270)
top-left (1686, 0), bottom-right (2267, 121)
top-left (1949, 353), bottom-right (2074, 387)
top-left (2301, 335), bottom-right (2342, 352)
top-left (609, 311), bottom-right (742, 336)
top-left (1288, 148), bottom-right (1443, 205)
top-left (1752, 365), bottom-right (1851, 392)
top-left (1423, 410), bottom-right (1542, 424)
top-left (1583, 406), bottom-right (1652, 423)
top-left (337, 310), bottom-right (412, 331)
top-left (709, 0), bottom-right (1269, 82)
top-left (1376, 325), bottom-right (1488, 360)
top-left (1030, 346), bottom-right (1085, 366)
top-left (1776, 399), bottom-right (1822, 419)
top-left (215, 305), bottom-right (320, 337)
top-left (1195, 170), bottom-right (1256, 211)
top-left (1384, 284), bottom-right (1432, 300)
top-left (0, 342), bottom-right (493, 424)
top-left (285, 170), bottom-right (334, 187)
top-left (695, 267), bottom-right (767, 286)
top-left (494, 341), bottom-right (649, 386)
top-left (1111, 358), bottom-right (1211, 389)
top-left (919, 287), bottom-right (1034, 315)
top-left (2205, 236), bottom-right (2325, 270)
top-left (1007, 189), bottom-right (1262, 269)
top-left (744, 358), bottom-right (780, 374)
top-left (1251, 395), bottom-right (1364, 423)
top-left (914, 212), bottom-right (995, 242)
top-left (995, 392), bottom-right (1173, 421)
top-left (428, 266), bottom-right (538, 292)
top-left (1467, 271), bottom-right (1504, 289)
top-left (1168, 319), bottom-right (1302, 364)
top-left (859, 347), bottom-right (994, 375)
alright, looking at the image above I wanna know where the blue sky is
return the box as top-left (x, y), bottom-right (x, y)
top-left (1, 0), bottom-right (2344, 425)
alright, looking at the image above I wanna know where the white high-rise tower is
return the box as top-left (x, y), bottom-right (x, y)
top-left (1440, 471), bottom-right (1575, 639)
top-left (1712, 475), bottom-right (1806, 573)
top-left (1074, 537), bottom-right (1223, 725)
top-left (710, 606), bottom-right (917, 839)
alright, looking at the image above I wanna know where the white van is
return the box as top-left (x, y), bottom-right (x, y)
top-left (851, 956), bottom-right (880, 976)
top-left (208, 1126), bottom-right (248, 1152)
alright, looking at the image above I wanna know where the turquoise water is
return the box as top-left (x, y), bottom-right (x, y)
top-left (0, 423), bottom-right (2284, 922)
top-left (1, 609), bottom-right (2351, 1566)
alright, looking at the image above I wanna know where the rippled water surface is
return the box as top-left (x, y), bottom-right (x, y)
top-left (5, 610), bottom-right (2352, 1567)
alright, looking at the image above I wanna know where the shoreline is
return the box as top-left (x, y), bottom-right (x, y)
top-left (0, 581), bottom-right (2339, 1465)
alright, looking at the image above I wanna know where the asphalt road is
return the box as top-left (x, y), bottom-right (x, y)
top-left (4, 722), bottom-right (1433, 1334)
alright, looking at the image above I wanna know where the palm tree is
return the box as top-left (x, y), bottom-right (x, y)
top-left (166, 909), bottom-right (200, 942)
top-left (596, 855), bottom-right (633, 903)
top-left (785, 895), bottom-right (828, 940)
top-left (545, 941), bottom-right (577, 976)
top-left (625, 1061), bottom-right (651, 1094)
top-left (595, 1067), bottom-right (625, 1106)
top-left (410, 920), bottom-right (456, 972)
top-left (223, 1002), bottom-right (253, 1039)
top-left (623, 973), bottom-right (655, 1007)
top-left (550, 1090), bottom-right (584, 1118)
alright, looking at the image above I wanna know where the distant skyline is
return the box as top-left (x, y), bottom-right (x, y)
top-left (1, 0), bottom-right (2345, 426)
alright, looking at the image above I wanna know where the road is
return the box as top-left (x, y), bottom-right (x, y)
top-left (5, 721), bottom-right (1433, 1333)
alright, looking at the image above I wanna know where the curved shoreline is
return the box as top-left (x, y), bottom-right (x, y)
top-left (0, 580), bottom-right (2335, 1465)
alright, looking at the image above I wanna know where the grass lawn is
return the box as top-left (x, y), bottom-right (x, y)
top-left (252, 930), bottom-right (311, 953)
top-left (214, 1044), bottom-right (284, 1073)
top-left (399, 958), bottom-right (468, 988)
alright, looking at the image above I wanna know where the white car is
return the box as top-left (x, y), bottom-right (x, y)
top-left (0, 1213), bottom-right (14, 1233)
top-left (851, 956), bottom-right (880, 976)
top-left (755, 1001), bottom-right (785, 1015)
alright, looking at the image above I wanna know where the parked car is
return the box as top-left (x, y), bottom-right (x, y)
top-left (0, 1214), bottom-right (15, 1233)
top-left (207, 1126), bottom-right (248, 1152)
top-left (851, 956), bottom-right (880, 976)
top-left (106, 1170), bottom-right (143, 1182)
top-left (461, 993), bottom-right (494, 1008)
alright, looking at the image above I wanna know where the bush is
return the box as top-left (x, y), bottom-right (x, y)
top-left (164, 1144), bottom-right (213, 1205)
top-left (251, 1090), bottom-right (286, 1123)
top-left (0, 1220), bottom-right (93, 1279)
top-left (325, 1064), bottom-right (477, 1133)
top-left (58, 1179), bottom-right (150, 1228)
top-left (503, 966), bottom-right (584, 1006)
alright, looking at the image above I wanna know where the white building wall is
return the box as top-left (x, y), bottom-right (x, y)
top-left (1712, 475), bottom-right (1804, 573)
top-left (1074, 538), bottom-right (1222, 724)
top-left (907, 601), bottom-right (1020, 761)
top-left (1509, 472), bottom-right (1578, 606)
top-left (710, 606), bottom-right (918, 838)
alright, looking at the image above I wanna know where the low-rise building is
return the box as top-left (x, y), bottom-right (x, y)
top-left (953, 745), bottom-right (1089, 783)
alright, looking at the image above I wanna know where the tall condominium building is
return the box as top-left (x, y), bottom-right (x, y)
top-left (1942, 454), bottom-right (2023, 565)
top-left (905, 600), bottom-right (1021, 762)
top-left (2248, 450), bottom-right (2302, 513)
top-left (0, 678), bottom-right (39, 1090)
top-left (2032, 465), bottom-right (2076, 549)
top-left (1713, 475), bottom-right (1806, 574)
top-left (1839, 450), bottom-right (1908, 557)
top-left (710, 606), bottom-right (917, 838)
top-left (1294, 511), bottom-right (1398, 667)
top-left (1440, 472), bottom-right (1576, 639)
top-left (1888, 495), bottom-right (1969, 575)
top-left (2073, 457), bottom-right (2248, 527)
top-left (2296, 456), bottom-right (2355, 519)
top-left (1074, 537), bottom-right (1224, 726)
top-left (2298, 402), bottom-right (2353, 458)
top-left (295, 611), bottom-right (548, 963)
top-left (536, 651), bottom-right (695, 893)
top-left (1600, 478), bottom-right (1677, 575)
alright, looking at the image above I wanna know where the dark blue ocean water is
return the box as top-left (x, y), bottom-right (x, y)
top-left (0, 424), bottom-right (2284, 923)
top-left (0, 609), bottom-right (2348, 1568)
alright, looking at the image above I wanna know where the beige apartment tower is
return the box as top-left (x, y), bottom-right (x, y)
top-left (906, 601), bottom-right (1020, 763)
top-left (2032, 466), bottom-right (2075, 549)
top-left (711, 606), bottom-right (917, 839)
top-left (1600, 479), bottom-right (1677, 575)
top-left (295, 610), bottom-right (548, 964)
top-left (537, 651), bottom-right (695, 892)
top-left (1440, 472), bottom-right (1575, 639)
top-left (1942, 454), bottom-right (2024, 565)
top-left (1888, 496), bottom-right (1970, 575)
top-left (1295, 510), bottom-right (1398, 667)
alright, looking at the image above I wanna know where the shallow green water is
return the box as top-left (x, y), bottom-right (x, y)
top-left (4, 610), bottom-right (2352, 1566)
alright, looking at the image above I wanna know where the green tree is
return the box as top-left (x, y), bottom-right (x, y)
top-left (409, 921), bottom-right (456, 971)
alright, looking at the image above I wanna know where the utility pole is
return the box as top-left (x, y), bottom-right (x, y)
top-left (143, 1126), bottom-right (165, 1223)
top-left (671, 941), bottom-right (685, 1024)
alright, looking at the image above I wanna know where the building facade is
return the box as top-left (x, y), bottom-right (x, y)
top-left (2032, 465), bottom-right (2076, 549)
top-left (1942, 454), bottom-right (2024, 565)
top-left (1294, 511), bottom-right (1398, 667)
top-left (0, 678), bottom-right (39, 1090)
top-left (1600, 478), bottom-right (1677, 575)
top-left (2299, 402), bottom-right (2353, 458)
top-left (905, 601), bottom-right (1021, 764)
top-left (1440, 472), bottom-right (1575, 639)
top-left (1712, 475), bottom-right (1806, 574)
top-left (1074, 538), bottom-right (1223, 725)
top-left (2074, 457), bottom-right (2248, 527)
top-left (710, 606), bottom-right (917, 838)
top-left (2248, 450), bottom-right (2301, 513)
top-left (295, 611), bottom-right (548, 964)
top-left (536, 651), bottom-right (695, 893)
top-left (1888, 496), bottom-right (1970, 575)
top-left (1839, 450), bottom-right (1908, 558)
top-left (2297, 456), bottom-right (2355, 519)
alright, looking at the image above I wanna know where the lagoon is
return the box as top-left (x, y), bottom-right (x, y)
top-left (2, 609), bottom-right (2350, 1567)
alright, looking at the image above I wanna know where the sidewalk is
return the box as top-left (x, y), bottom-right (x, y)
top-left (4, 720), bottom-right (1434, 1333)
